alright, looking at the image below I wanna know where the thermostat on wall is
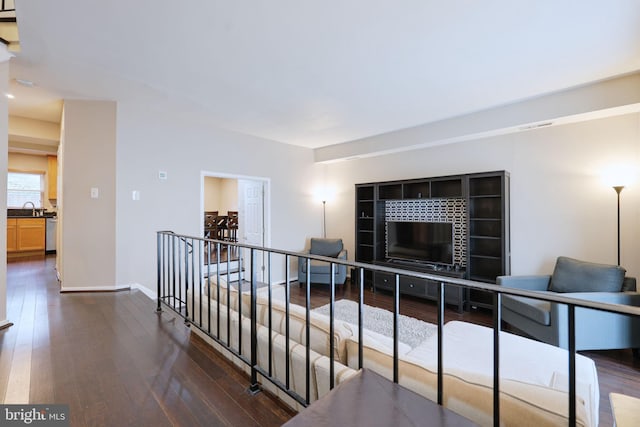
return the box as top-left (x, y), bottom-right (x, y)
top-left (158, 171), bottom-right (168, 180)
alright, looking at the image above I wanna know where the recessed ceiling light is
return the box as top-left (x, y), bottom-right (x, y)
top-left (15, 78), bottom-right (35, 88)
top-left (5, 93), bottom-right (14, 99)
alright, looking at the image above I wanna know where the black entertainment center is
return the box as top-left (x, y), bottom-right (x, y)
top-left (355, 171), bottom-right (510, 310)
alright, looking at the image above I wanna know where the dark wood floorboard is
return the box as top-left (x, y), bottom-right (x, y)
top-left (288, 280), bottom-right (640, 427)
top-left (2, 256), bottom-right (296, 427)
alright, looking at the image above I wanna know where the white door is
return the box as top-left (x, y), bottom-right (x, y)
top-left (239, 179), bottom-right (266, 282)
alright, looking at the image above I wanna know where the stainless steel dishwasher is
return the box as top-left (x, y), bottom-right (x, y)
top-left (46, 216), bottom-right (57, 254)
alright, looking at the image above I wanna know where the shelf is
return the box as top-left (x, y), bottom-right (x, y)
top-left (469, 218), bottom-right (502, 221)
top-left (470, 254), bottom-right (501, 260)
top-left (378, 183), bottom-right (403, 200)
top-left (403, 181), bottom-right (430, 199)
top-left (469, 176), bottom-right (502, 196)
top-left (469, 235), bottom-right (501, 240)
top-left (469, 194), bottom-right (501, 198)
top-left (357, 186), bottom-right (375, 201)
top-left (431, 179), bottom-right (463, 198)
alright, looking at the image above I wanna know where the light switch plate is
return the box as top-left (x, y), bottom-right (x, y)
top-left (90, 187), bottom-right (99, 199)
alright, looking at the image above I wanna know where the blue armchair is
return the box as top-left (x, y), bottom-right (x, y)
top-left (298, 238), bottom-right (348, 285)
top-left (498, 256), bottom-right (640, 352)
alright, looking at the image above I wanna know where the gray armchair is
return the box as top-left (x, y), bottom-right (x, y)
top-left (298, 238), bottom-right (348, 285)
top-left (498, 256), bottom-right (640, 352)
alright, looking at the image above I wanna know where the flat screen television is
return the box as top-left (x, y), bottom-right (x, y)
top-left (386, 221), bottom-right (454, 266)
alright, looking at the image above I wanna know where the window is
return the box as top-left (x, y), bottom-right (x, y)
top-left (7, 172), bottom-right (44, 208)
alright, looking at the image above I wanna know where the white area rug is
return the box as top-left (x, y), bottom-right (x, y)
top-left (313, 299), bottom-right (437, 348)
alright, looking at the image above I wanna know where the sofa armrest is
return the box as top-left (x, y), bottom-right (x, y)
top-left (550, 291), bottom-right (640, 350)
top-left (298, 250), bottom-right (311, 274)
top-left (555, 291), bottom-right (640, 305)
top-left (337, 249), bottom-right (347, 260)
top-left (497, 275), bottom-right (551, 291)
top-left (623, 277), bottom-right (637, 292)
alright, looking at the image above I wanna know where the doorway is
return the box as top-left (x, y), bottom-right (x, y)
top-left (201, 172), bottom-right (270, 282)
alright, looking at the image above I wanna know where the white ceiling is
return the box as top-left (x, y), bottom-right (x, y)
top-left (8, 0), bottom-right (640, 148)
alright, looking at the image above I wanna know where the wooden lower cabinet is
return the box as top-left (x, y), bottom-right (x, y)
top-left (7, 218), bottom-right (17, 252)
top-left (7, 218), bottom-right (46, 256)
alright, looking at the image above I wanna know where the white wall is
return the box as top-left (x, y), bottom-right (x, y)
top-left (326, 113), bottom-right (640, 279)
top-left (204, 177), bottom-right (238, 213)
top-left (59, 100), bottom-right (117, 289)
top-left (115, 102), bottom-right (323, 293)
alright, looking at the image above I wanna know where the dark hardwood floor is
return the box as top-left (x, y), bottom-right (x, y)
top-left (1, 255), bottom-right (295, 427)
top-left (4, 257), bottom-right (639, 426)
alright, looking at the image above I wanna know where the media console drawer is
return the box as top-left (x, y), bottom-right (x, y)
top-left (373, 268), bottom-right (466, 312)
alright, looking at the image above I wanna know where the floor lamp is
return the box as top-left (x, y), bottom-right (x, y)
top-left (613, 185), bottom-right (624, 266)
top-left (322, 200), bottom-right (327, 238)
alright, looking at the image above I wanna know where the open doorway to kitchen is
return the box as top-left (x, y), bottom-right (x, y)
top-left (201, 172), bottom-right (269, 283)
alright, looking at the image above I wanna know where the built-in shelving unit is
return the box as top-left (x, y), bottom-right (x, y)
top-left (466, 173), bottom-right (510, 308)
top-left (354, 171), bottom-right (510, 310)
top-left (356, 186), bottom-right (375, 262)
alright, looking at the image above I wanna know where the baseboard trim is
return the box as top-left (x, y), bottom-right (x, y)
top-left (60, 284), bottom-right (131, 293)
top-left (131, 283), bottom-right (157, 301)
top-left (0, 319), bottom-right (14, 330)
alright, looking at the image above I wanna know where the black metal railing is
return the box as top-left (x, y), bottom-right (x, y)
top-left (0, 1), bottom-right (15, 19)
top-left (156, 230), bottom-right (640, 427)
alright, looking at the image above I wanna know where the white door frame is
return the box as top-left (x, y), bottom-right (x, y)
top-left (200, 171), bottom-right (271, 272)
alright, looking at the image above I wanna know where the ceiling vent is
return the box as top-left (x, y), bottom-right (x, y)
top-left (519, 121), bottom-right (554, 131)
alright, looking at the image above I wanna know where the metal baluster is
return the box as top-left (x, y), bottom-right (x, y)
top-left (164, 234), bottom-right (169, 309)
top-left (226, 243), bottom-right (231, 346)
top-left (198, 239), bottom-right (203, 327)
top-left (285, 255), bottom-right (291, 389)
top-left (358, 267), bottom-right (364, 370)
top-left (249, 248), bottom-right (260, 394)
top-left (329, 263), bottom-right (335, 390)
top-left (191, 239), bottom-right (195, 321)
top-left (493, 292), bottom-right (501, 427)
top-left (156, 233), bottom-right (162, 312)
top-left (172, 237), bottom-right (182, 312)
top-left (237, 247), bottom-right (242, 356)
top-left (305, 257), bottom-right (311, 404)
top-left (268, 251), bottom-right (273, 377)
top-left (437, 282), bottom-right (444, 405)
top-left (393, 273), bottom-right (399, 383)
top-left (206, 240), bottom-right (211, 335)
top-left (569, 305), bottom-right (576, 427)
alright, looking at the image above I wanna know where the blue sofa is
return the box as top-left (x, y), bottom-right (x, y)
top-left (498, 256), bottom-right (640, 352)
top-left (298, 238), bottom-right (348, 285)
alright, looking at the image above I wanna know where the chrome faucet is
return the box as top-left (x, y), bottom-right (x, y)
top-left (22, 201), bottom-right (36, 216)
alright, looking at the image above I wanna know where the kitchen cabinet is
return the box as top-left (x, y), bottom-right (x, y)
top-left (47, 155), bottom-right (57, 200)
top-left (7, 218), bottom-right (46, 255)
top-left (7, 218), bottom-right (17, 252)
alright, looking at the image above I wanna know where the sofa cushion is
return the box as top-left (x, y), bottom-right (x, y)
top-left (310, 238), bottom-right (343, 257)
top-left (347, 321), bottom-right (597, 427)
top-left (254, 292), bottom-right (353, 364)
top-left (502, 295), bottom-right (551, 326)
top-left (300, 259), bottom-right (343, 274)
top-left (549, 256), bottom-right (626, 293)
top-left (403, 321), bottom-right (599, 427)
